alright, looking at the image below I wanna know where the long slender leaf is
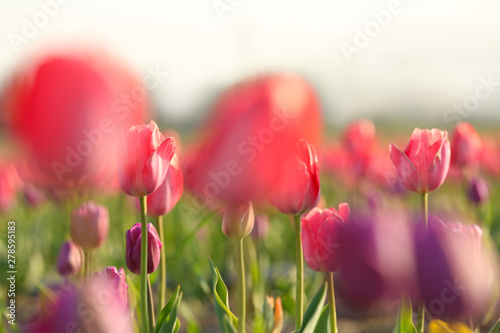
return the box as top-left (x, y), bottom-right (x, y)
top-left (209, 258), bottom-right (238, 331)
top-left (314, 304), bottom-right (330, 333)
top-left (393, 294), bottom-right (417, 333)
top-left (300, 283), bottom-right (327, 333)
top-left (155, 286), bottom-right (181, 333)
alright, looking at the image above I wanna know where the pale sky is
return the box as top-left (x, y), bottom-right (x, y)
top-left (1, 0), bottom-right (500, 127)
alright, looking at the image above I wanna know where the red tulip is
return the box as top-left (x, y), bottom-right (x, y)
top-left (389, 128), bottom-right (450, 193)
top-left (450, 122), bottom-right (482, 170)
top-left (269, 140), bottom-right (320, 215)
top-left (57, 241), bottom-right (83, 276)
top-left (3, 53), bottom-right (147, 189)
top-left (184, 74), bottom-right (321, 203)
top-left (136, 153), bottom-right (183, 216)
top-left (341, 119), bottom-right (378, 180)
top-left (118, 121), bottom-right (176, 197)
top-left (70, 202), bottom-right (109, 249)
top-left (301, 203), bottom-right (349, 272)
top-left (0, 159), bottom-right (20, 211)
top-left (125, 223), bottom-right (162, 274)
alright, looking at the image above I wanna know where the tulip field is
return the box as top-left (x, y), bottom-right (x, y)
top-left (1, 54), bottom-right (500, 333)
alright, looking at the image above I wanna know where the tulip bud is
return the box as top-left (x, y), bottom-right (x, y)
top-left (390, 128), bottom-right (450, 193)
top-left (450, 122), bottom-right (482, 170)
top-left (263, 296), bottom-right (283, 333)
top-left (468, 177), bottom-right (489, 205)
top-left (70, 201), bottom-right (109, 249)
top-left (125, 223), bottom-right (162, 274)
top-left (222, 202), bottom-right (254, 239)
top-left (57, 241), bottom-right (83, 276)
top-left (118, 121), bottom-right (176, 197)
top-left (93, 266), bottom-right (129, 310)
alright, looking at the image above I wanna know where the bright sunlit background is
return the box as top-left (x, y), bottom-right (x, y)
top-left (1, 0), bottom-right (500, 127)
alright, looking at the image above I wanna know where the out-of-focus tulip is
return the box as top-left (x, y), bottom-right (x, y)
top-left (390, 128), bottom-right (450, 193)
top-left (136, 153), bottom-right (183, 216)
top-left (269, 140), bottom-right (320, 215)
top-left (341, 119), bottom-right (378, 180)
top-left (428, 320), bottom-right (473, 333)
top-left (337, 208), bottom-right (417, 309)
top-left (450, 122), bottom-right (482, 170)
top-left (467, 177), bottom-right (489, 205)
top-left (3, 53), bottom-right (147, 189)
top-left (414, 215), bottom-right (492, 322)
top-left (125, 223), bottom-right (162, 274)
top-left (0, 160), bottom-right (20, 211)
top-left (251, 215), bottom-right (270, 240)
top-left (57, 241), bottom-right (83, 276)
top-left (23, 183), bottom-right (45, 207)
top-left (118, 121), bottom-right (176, 197)
top-left (70, 202), bottom-right (109, 249)
top-left (93, 266), bottom-right (129, 310)
top-left (301, 203), bottom-right (349, 272)
top-left (263, 296), bottom-right (283, 333)
top-left (222, 202), bottom-right (254, 239)
top-left (481, 137), bottom-right (500, 177)
top-left (184, 74), bottom-right (321, 203)
top-left (30, 279), bottom-right (132, 333)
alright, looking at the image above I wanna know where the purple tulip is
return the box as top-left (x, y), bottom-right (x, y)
top-left (57, 241), bottom-right (83, 276)
top-left (125, 223), bottom-right (162, 274)
top-left (468, 177), bottom-right (489, 205)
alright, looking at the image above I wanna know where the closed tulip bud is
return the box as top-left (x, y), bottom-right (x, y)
top-left (468, 177), bottom-right (489, 205)
top-left (450, 122), bottom-right (482, 170)
top-left (93, 266), bottom-right (129, 310)
top-left (390, 128), bottom-right (450, 193)
top-left (70, 202), bottom-right (109, 249)
top-left (125, 223), bottom-right (162, 274)
top-left (269, 139), bottom-right (320, 215)
top-left (222, 202), bottom-right (254, 239)
top-left (136, 153), bottom-right (184, 216)
top-left (118, 121), bottom-right (176, 197)
top-left (57, 241), bottom-right (83, 276)
top-left (301, 203), bottom-right (349, 272)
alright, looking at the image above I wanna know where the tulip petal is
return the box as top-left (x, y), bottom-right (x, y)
top-left (390, 143), bottom-right (420, 193)
top-left (427, 138), bottom-right (450, 192)
top-left (144, 137), bottom-right (176, 195)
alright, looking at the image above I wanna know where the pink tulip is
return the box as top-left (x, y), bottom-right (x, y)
top-left (221, 201), bottom-right (255, 239)
top-left (118, 121), bottom-right (176, 197)
top-left (93, 266), bottom-right (129, 310)
top-left (269, 140), bottom-right (320, 215)
top-left (389, 128), bottom-right (450, 193)
top-left (57, 241), bottom-right (83, 276)
top-left (70, 202), bottom-right (109, 249)
top-left (301, 203), bottom-right (349, 272)
top-left (0, 159), bottom-right (20, 211)
top-left (125, 223), bottom-right (162, 274)
top-left (136, 153), bottom-right (183, 216)
top-left (450, 122), bottom-right (482, 170)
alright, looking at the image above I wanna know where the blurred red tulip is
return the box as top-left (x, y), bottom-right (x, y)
top-left (136, 152), bottom-right (183, 216)
top-left (342, 119), bottom-right (378, 180)
top-left (269, 140), bottom-right (320, 215)
top-left (450, 122), bottom-right (482, 171)
top-left (390, 128), bottom-right (450, 193)
top-left (2, 52), bottom-right (147, 190)
top-left (301, 203), bottom-right (349, 272)
top-left (70, 201), bottom-right (109, 249)
top-left (480, 136), bottom-right (500, 177)
top-left (118, 121), bottom-right (176, 197)
top-left (184, 74), bottom-right (321, 203)
top-left (0, 159), bottom-right (20, 211)
top-left (125, 223), bottom-right (162, 274)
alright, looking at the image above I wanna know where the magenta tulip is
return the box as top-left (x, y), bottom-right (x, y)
top-left (269, 139), bottom-right (320, 215)
top-left (93, 266), bottom-right (129, 310)
top-left (390, 128), bottom-right (450, 193)
top-left (70, 201), bottom-right (109, 249)
top-left (301, 203), bottom-right (349, 272)
top-left (125, 223), bottom-right (162, 274)
top-left (57, 241), bottom-right (83, 276)
top-left (118, 121), bottom-right (176, 197)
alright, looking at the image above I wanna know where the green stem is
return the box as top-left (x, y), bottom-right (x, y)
top-left (236, 238), bottom-right (246, 333)
top-left (157, 215), bottom-right (167, 309)
top-left (417, 192), bottom-right (428, 333)
top-left (139, 196), bottom-right (150, 333)
top-left (147, 275), bottom-right (156, 332)
top-left (293, 214), bottom-right (304, 329)
top-left (327, 272), bottom-right (338, 333)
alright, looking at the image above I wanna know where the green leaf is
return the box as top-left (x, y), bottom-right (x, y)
top-left (262, 297), bottom-right (275, 333)
top-left (209, 258), bottom-right (238, 331)
top-left (393, 294), bottom-right (417, 333)
top-left (155, 285), bottom-right (182, 333)
top-left (488, 320), bottom-right (500, 333)
top-left (314, 304), bottom-right (330, 333)
top-left (300, 283), bottom-right (327, 333)
top-left (223, 315), bottom-right (239, 333)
